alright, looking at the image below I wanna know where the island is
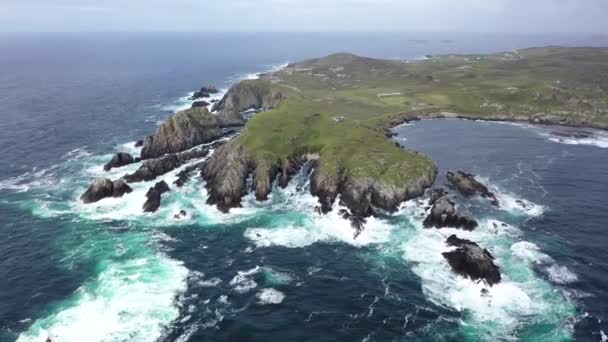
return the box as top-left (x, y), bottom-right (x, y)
top-left (81, 47), bottom-right (608, 286)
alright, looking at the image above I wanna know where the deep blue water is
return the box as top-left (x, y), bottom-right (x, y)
top-left (1, 33), bottom-right (608, 341)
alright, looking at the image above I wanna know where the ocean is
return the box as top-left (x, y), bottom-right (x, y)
top-left (1, 32), bottom-right (608, 341)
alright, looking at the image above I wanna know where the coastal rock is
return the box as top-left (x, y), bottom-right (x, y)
top-left (429, 188), bottom-right (448, 205)
top-left (143, 181), bottom-right (170, 213)
top-left (125, 145), bottom-right (212, 184)
top-left (103, 152), bottom-right (135, 172)
top-left (112, 180), bottom-right (133, 198)
top-left (80, 178), bottom-right (133, 204)
top-left (446, 171), bottom-right (499, 206)
top-left (423, 194), bottom-right (478, 231)
top-left (443, 235), bottom-right (502, 285)
top-left (202, 142), bottom-right (252, 212)
top-left (125, 155), bottom-right (180, 183)
top-left (189, 85), bottom-right (219, 100)
top-left (211, 81), bottom-right (283, 127)
top-left (309, 166), bottom-right (342, 214)
top-left (309, 157), bottom-right (437, 234)
top-left (174, 161), bottom-right (207, 187)
top-left (338, 209), bottom-right (367, 239)
top-left (191, 100), bottom-right (210, 108)
top-left (135, 140), bottom-right (143, 147)
top-left (140, 107), bottom-right (223, 159)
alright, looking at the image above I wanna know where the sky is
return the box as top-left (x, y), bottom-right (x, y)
top-left (1, 0), bottom-right (607, 33)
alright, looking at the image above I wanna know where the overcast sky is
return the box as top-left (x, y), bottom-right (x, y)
top-left (1, 0), bottom-right (607, 33)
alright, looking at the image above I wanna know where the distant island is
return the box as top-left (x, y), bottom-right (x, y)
top-left (82, 46), bottom-right (608, 229)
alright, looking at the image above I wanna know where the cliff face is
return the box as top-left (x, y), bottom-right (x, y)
top-left (202, 138), bottom-right (437, 224)
top-left (310, 163), bottom-right (437, 217)
top-left (201, 141), bottom-right (252, 212)
top-left (141, 107), bottom-right (223, 159)
top-left (212, 81), bottom-right (283, 126)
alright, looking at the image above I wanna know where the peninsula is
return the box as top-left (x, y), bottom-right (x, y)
top-left (84, 46), bottom-right (608, 225)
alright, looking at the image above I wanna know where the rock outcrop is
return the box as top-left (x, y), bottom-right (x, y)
top-left (446, 171), bottom-right (499, 206)
top-left (191, 100), bottom-right (210, 108)
top-left (443, 235), bottom-right (501, 285)
top-left (80, 178), bottom-right (132, 204)
top-left (125, 146), bottom-right (212, 183)
top-left (103, 152), bottom-right (135, 172)
top-left (211, 81), bottom-right (283, 127)
top-left (190, 86), bottom-right (219, 100)
top-left (201, 142), bottom-right (252, 212)
top-left (143, 181), bottom-right (170, 213)
top-left (423, 190), bottom-right (478, 231)
top-left (140, 107), bottom-right (223, 159)
top-left (311, 163), bottom-right (437, 218)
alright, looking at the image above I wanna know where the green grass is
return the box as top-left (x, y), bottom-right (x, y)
top-left (235, 47), bottom-right (608, 185)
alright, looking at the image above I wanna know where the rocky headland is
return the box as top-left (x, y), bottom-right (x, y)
top-left (80, 48), bottom-right (608, 283)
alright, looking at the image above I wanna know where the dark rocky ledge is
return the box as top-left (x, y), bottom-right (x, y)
top-left (443, 235), bottom-right (502, 286)
top-left (423, 189), bottom-right (478, 231)
top-left (143, 181), bottom-right (170, 213)
top-left (446, 170), bottom-right (499, 206)
top-left (80, 178), bottom-right (132, 204)
top-left (140, 107), bottom-right (224, 160)
top-left (103, 152), bottom-right (137, 172)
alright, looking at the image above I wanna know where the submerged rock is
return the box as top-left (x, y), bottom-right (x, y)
top-left (446, 171), bottom-right (499, 206)
top-left (140, 107), bottom-right (223, 159)
top-left (143, 180), bottom-right (170, 213)
top-left (443, 235), bottom-right (501, 285)
top-left (80, 178), bottom-right (133, 204)
top-left (423, 192), bottom-right (478, 231)
top-left (103, 152), bottom-right (135, 172)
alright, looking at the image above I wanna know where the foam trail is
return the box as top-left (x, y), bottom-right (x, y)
top-left (17, 251), bottom-right (188, 342)
top-left (397, 200), bottom-right (575, 340)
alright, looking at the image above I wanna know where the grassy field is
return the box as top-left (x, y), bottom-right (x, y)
top-left (234, 47), bottom-right (608, 185)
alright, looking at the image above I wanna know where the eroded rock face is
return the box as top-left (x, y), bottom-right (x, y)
top-left (103, 152), bottom-right (135, 172)
top-left (125, 146), bottom-right (212, 184)
top-left (442, 235), bottom-right (501, 285)
top-left (446, 171), bottom-right (499, 206)
top-left (423, 192), bottom-right (478, 231)
top-left (211, 81), bottom-right (283, 127)
top-left (143, 181), bottom-right (170, 213)
top-left (140, 107), bottom-right (223, 159)
top-left (125, 155), bottom-right (181, 183)
top-left (80, 178), bottom-right (133, 204)
top-left (201, 142), bottom-right (252, 212)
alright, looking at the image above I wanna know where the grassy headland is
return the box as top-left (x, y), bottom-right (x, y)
top-left (205, 47), bottom-right (608, 214)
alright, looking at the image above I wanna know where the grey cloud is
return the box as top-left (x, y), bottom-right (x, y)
top-left (0, 0), bottom-right (606, 32)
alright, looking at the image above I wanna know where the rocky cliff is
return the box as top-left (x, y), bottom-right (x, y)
top-left (140, 107), bottom-right (223, 159)
top-left (211, 80), bottom-right (283, 127)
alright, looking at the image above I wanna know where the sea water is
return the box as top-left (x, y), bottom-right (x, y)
top-left (1, 33), bottom-right (608, 341)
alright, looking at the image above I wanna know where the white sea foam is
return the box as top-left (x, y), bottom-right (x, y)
top-left (511, 241), bottom-right (552, 264)
top-left (17, 253), bottom-right (189, 342)
top-left (229, 266), bottom-right (260, 294)
top-left (548, 135), bottom-right (608, 149)
top-left (256, 288), bottom-right (285, 305)
top-left (544, 264), bottom-right (578, 284)
top-left (397, 201), bottom-right (574, 339)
